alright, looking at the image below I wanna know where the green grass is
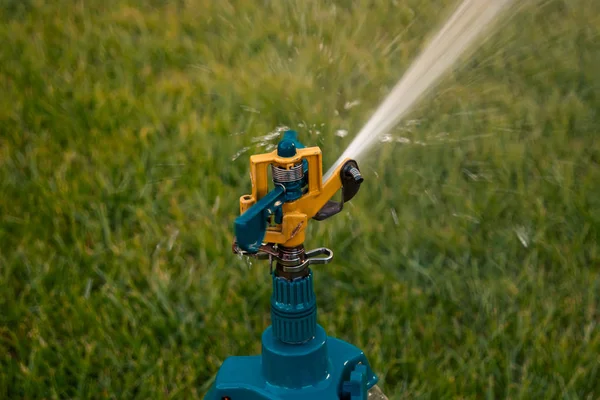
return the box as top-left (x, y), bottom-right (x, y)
top-left (0, 0), bottom-right (599, 398)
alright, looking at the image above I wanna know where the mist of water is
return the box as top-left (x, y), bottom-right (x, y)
top-left (325, 0), bottom-right (516, 179)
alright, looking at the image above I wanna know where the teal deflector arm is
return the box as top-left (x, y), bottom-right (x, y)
top-left (234, 186), bottom-right (285, 253)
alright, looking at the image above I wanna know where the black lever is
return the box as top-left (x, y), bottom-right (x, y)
top-left (313, 160), bottom-right (363, 221)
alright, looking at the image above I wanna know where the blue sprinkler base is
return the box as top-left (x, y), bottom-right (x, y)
top-left (204, 325), bottom-right (378, 400)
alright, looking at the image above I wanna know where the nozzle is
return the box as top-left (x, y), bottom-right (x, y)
top-left (345, 165), bottom-right (363, 184)
top-left (340, 160), bottom-right (363, 203)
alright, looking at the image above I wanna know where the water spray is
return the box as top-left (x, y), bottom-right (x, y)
top-left (205, 130), bottom-right (386, 399)
top-left (325, 0), bottom-right (515, 179)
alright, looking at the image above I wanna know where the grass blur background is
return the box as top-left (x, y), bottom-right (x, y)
top-left (0, 0), bottom-right (599, 398)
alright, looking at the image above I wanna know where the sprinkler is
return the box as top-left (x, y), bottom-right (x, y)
top-left (205, 130), bottom-right (383, 400)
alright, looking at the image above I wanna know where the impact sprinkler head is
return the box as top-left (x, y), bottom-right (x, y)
top-left (232, 129), bottom-right (364, 271)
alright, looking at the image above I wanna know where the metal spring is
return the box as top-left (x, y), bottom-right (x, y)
top-left (271, 164), bottom-right (304, 183)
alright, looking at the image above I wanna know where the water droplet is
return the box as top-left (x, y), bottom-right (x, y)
top-left (514, 226), bottom-right (530, 248)
top-left (167, 229), bottom-right (179, 251)
top-left (241, 105), bottom-right (260, 114)
top-left (212, 196), bottom-right (220, 214)
top-left (84, 278), bottom-right (92, 299)
top-left (390, 208), bottom-right (399, 225)
top-left (344, 100), bottom-right (361, 110)
top-left (251, 128), bottom-right (285, 143)
top-left (232, 146), bottom-right (251, 161)
top-left (379, 134), bottom-right (394, 143)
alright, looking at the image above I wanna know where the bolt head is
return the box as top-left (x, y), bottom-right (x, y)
top-left (277, 139), bottom-right (297, 157)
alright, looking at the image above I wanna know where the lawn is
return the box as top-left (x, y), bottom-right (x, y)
top-left (0, 0), bottom-right (599, 398)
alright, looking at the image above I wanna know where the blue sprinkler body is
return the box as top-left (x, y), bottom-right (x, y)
top-left (205, 131), bottom-right (377, 400)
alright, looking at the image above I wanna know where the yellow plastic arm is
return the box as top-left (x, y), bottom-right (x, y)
top-left (291, 160), bottom-right (347, 219)
top-left (238, 146), bottom-right (350, 248)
